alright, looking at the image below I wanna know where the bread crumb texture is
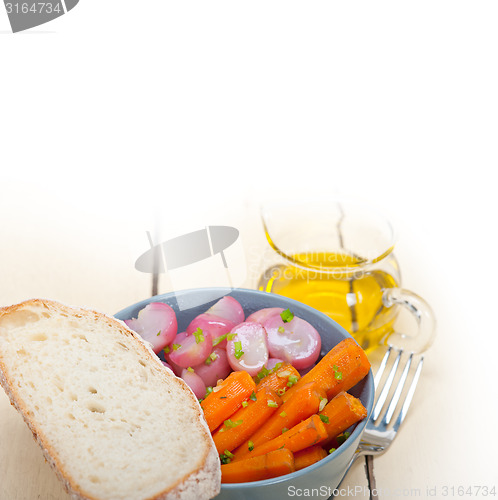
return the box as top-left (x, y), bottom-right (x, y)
top-left (0, 300), bottom-right (220, 500)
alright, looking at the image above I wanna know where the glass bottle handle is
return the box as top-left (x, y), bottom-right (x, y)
top-left (382, 288), bottom-right (436, 353)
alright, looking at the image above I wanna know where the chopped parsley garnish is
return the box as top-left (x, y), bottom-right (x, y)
top-left (286, 375), bottom-right (299, 387)
top-left (329, 448), bottom-right (336, 454)
top-left (277, 388), bottom-right (286, 396)
top-left (272, 362), bottom-right (283, 372)
top-left (156, 330), bottom-right (161, 336)
top-left (187, 366), bottom-right (194, 373)
top-left (256, 366), bottom-right (270, 381)
top-left (220, 450), bottom-right (234, 464)
top-left (319, 414), bottom-right (329, 424)
top-left (248, 440), bottom-right (254, 451)
top-left (163, 346), bottom-right (170, 354)
top-left (279, 411), bottom-right (287, 417)
top-left (278, 326), bottom-right (285, 334)
top-left (249, 391), bottom-right (257, 401)
top-left (205, 352), bottom-right (218, 365)
top-left (224, 419), bottom-right (243, 429)
top-left (234, 341), bottom-right (244, 359)
top-left (212, 334), bottom-right (227, 346)
top-left (336, 431), bottom-right (351, 445)
top-left (281, 428), bottom-right (288, 434)
top-left (280, 309), bottom-right (294, 323)
top-left (333, 364), bottom-right (343, 380)
top-left (205, 386), bottom-right (213, 397)
top-left (193, 328), bottom-right (205, 344)
top-left (319, 397), bottom-right (328, 411)
top-left (227, 333), bottom-right (237, 341)
top-left (242, 401), bottom-right (249, 408)
top-left (267, 400), bottom-right (278, 408)
top-left (172, 343), bottom-right (181, 351)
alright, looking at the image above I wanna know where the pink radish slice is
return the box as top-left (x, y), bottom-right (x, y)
top-left (168, 330), bottom-right (213, 368)
top-left (226, 322), bottom-right (269, 376)
top-left (263, 313), bottom-right (321, 370)
top-left (191, 347), bottom-right (231, 388)
top-left (206, 296), bottom-right (245, 325)
top-left (265, 358), bottom-right (284, 371)
top-left (181, 369), bottom-right (207, 399)
top-left (124, 302), bottom-right (177, 354)
top-left (246, 307), bottom-right (284, 325)
top-left (186, 313), bottom-right (235, 349)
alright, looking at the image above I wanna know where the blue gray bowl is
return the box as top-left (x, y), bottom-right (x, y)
top-left (115, 287), bottom-right (374, 500)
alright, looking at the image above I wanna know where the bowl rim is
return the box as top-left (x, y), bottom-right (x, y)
top-left (115, 287), bottom-right (375, 489)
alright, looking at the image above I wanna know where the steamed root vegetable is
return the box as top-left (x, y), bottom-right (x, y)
top-left (237, 414), bottom-right (328, 460)
top-left (235, 382), bottom-right (326, 459)
top-left (263, 311), bottom-right (321, 370)
top-left (191, 347), bottom-right (231, 388)
top-left (255, 362), bottom-right (301, 396)
top-left (124, 302), bottom-right (177, 354)
top-left (226, 322), bottom-right (269, 376)
top-left (201, 370), bottom-right (256, 432)
top-left (221, 449), bottom-right (295, 483)
top-left (186, 313), bottom-right (235, 349)
top-left (181, 368), bottom-right (207, 399)
top-left (206, 296), bottom-right (245, 325)
top-left (168, 330), bottom-right (213, 368)
top-left (281, 338), bottom-right (370, 402)
top-left (212, 387), bottom-right (282, 454)
top-left (294, 445), bottom-right (327, 471)
top-left (319, 391), bottom-right (367, 446)
top-left (246, 307), bottom-right (284, 325)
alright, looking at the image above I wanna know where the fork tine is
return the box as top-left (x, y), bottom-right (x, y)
top-left (372, 348), bottom-right (402, 421)
top-left (382, 353), bottom-right (413, 425)
top-left (374, 346), bottom-right (392, 388)
top-left (393, 355), bottom-right (424, 432)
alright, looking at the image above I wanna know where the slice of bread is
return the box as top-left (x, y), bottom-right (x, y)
top-left (0, 299), bottom-right (221, 500)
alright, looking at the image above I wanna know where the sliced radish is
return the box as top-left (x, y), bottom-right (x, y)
top-left (206, 296), bottom-right (245, 325)
top-left (265, 357), bottom-right (284, 371)
top-left (181, 368), bottom-right (207, 399)
top-left (226, 322), bottom-right (269, 376)
top-left (164, 348), bottom-right (185, 376)
top-left (263, 312), bottom-right (321, 370)
top-left (186, 313), bottom-right (235, 349)
top-left (168, 329), bottom-right (213, 368)
top-left (191, 347), bottom-right (231, 388)
top-left (246, 307), bottom-right (284, 325)
top-left (124, 302), bottom-right (177, 354)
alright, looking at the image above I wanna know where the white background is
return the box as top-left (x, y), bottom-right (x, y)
top-left (1, 0), bottom-right (497, 495)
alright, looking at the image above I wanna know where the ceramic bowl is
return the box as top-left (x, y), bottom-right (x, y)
top-left (115, 287), bottom-right (374, 500)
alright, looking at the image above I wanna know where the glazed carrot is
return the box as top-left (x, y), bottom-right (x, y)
top-left (281, 338), bottom-right (370, 402)
top-left (221, 448), bottom-right (295, 483)
top-left (255, 362), bottom-right (301, 397)
top-left (319, 391), bottom-right (367, 446)
top-left (238, 414), bottom-right (328, 460)
top-left (212, 387), bottom-right (282, 454)
top-left (234, 382), bottom-right (326, 459)
top-left (201, 370), bottom-right (256, 432)
top-left (294, 445), bottom-right (328, 471)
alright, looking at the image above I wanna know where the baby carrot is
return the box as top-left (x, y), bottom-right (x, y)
top-left (281, 338), bottom-right (370, 402)
top-left (212, 387), bottom-right (282, 454)
top-left (221, 448), bottom-right (295, 483)
top-left (234, 382), bottom-right (326, 459)
top-left (319, 391), bottom-right (367, 446)
top-left (239, 414), bottom-right (328, 460)
top-left (294, 445), bottom-right (328, 471)
top-left (255, 362), bottom-right (301, 397)
top-left (201, 370), bottom-right (256, 432)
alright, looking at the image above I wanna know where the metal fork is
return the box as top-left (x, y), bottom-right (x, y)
top-left (330, 347), bottom-right (425, 499)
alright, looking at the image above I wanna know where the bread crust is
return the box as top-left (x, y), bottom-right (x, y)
top-left (0, 298), bottom-right (221, 500)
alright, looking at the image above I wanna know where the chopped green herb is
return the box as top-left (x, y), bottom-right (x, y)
top-left (329, 448), bottom-right (336, 454)
top-left (319, 414), bottom-right (330, 424)
top-left (249, 391), bottom-right (257, 401)
top-left (277, 388), bottom-right (286, 397)
top-left (163, 345), bottom-right (170, 354)
top-left (272, 362), bottom-right (283, 372)
top-left (241, 401), bottom-right (249, 408)
top-left (205, 352), bottom-right (218, 365)
top-left (256, 366), bottom-right (270, 381)
top-left (278, 326), bottom-right (285, 334)
top-left (234, 341), bottom-right (244, 359)
top-left (205, 386), bottom-right (213, 397)
top-left (277, 370), bottom-right (292, 378)
top-left (281, 428), bottom-right (288, 434)
top-left (227, 333), bottom-right (237, 341)
top-left (280, 309), bottom-right (294, 323)
top-left (319, 397), bottom-right (328, 411)
top-left (187, 366), bottom-right (194, 373)
top-left (267, 400), bottom-right (278, 408)
top-left (248, 440), bottom-right (254, 451)
top-left (156, 330), bottom-right (161, 336)
top-left (172, 343), bottom-right (181, 351)
top-left (224, 419), bottom-right (243, 429)
top-left (193, 328), bottom-right (205, 344)
top-left (220, 450), bottom-right (234, 464)
top-left (279, 411), bottom-right (287, 417)
top-left (333, 364), bottom-right (343, 380)
top-left (212, 334), bottom-right (227, 346)
top-left (336, 431), bottom-right (351, 445)
top-left (287, 375), bottom-right (299, 387)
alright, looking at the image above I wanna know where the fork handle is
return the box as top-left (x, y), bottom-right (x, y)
top-left (383, 288), bottom-right (436, 353)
